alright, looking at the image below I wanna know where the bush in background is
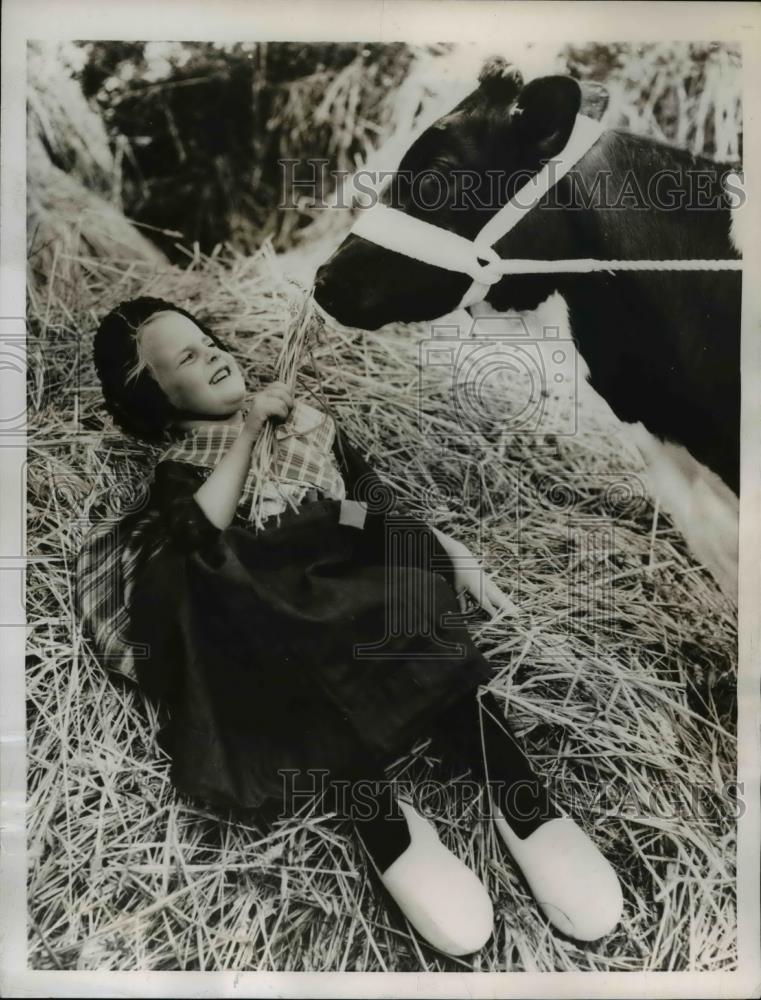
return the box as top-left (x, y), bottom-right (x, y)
top-left (74, 41), bottom-right (416, 260)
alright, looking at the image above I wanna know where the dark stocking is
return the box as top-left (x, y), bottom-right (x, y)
top-left (433, 690), bottom-right (560, 838)
top-left (323, 767), bottom-right (411, 875)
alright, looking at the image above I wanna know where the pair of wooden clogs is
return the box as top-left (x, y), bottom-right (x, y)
top-left (360, 798), bottom-right (623, 956)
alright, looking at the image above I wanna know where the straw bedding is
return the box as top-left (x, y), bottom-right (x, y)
top-left (26, 240), bottom-right (737, 972)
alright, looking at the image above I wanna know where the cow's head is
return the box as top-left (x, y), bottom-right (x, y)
top-left (314, 59), bottom-right (606, 329)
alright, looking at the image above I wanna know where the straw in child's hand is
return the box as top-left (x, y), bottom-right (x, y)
top-left (247, 290), bottom-right (320, 526)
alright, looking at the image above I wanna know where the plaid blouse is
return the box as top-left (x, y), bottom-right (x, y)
top-left (159, 399), bottom-right (345, 522)
top-left (75, 401), bottom-right (346, 681)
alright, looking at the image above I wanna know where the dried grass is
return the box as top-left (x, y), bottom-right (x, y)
top-left (26, 237), bottom-right (737, 972)
top-left (246, 287), bottom-right (320, 526)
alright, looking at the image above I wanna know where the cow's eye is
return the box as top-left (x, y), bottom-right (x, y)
top-left (415, 169), bottom-right (450, 208)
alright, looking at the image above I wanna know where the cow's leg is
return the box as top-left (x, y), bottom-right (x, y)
top-left (626, 423), bottom-right (739, 600)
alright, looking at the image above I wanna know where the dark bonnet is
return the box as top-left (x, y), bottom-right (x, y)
top-left (93, 297), bottom-right (228, 442)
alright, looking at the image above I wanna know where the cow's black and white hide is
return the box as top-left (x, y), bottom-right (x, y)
top-left (314, 59), bottom-right (742, 599)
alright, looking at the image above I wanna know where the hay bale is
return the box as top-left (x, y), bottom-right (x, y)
top-left (27, 132), bottom-right (167, 300)
top-left (26, 236), bottom-right (737, 973)
top-left (27, 41), bottom-right (115, 195)
top-left (27, 41), bottom-right (167, 300)
top-left (25, 40), bottom-right (740, 971)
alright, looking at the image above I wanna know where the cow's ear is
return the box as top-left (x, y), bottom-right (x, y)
top-left (478, 56), bottom-right (524, 98)
top-left (578, 80), bottom-right (610, 121)
top-left (511, 76), bottom-right (582, 157)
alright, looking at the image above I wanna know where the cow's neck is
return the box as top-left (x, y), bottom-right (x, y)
top-left (484, 129), bottom-right (737, 305)
top-left (482, 128), bottom-right (740, 493)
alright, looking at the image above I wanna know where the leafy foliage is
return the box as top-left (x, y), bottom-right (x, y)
top-left (74, 41), bottom-right (415, 260)
top-left (563, 42), bottom-right (742, 161)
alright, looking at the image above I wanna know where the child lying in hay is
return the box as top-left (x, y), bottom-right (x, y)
top-left (76, 295), bottom-right (624, 956)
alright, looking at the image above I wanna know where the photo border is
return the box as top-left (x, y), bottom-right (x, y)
top-left (2, 1), bottom-right (760, 996)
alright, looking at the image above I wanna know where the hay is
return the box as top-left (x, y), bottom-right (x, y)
top-left (27, 41), bottom-right (116, 197)
top-left (27, 41), bottom-right (168, 300)
top-left (26, 236), bottom-right (737, 972)
top-left (246, 287), bottom-right (321, 526)
top-left (564, 42), bottom-right (742, 162)
top-left (27, 132), bottom-right (168, 302)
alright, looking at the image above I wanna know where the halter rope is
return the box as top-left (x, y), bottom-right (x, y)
top-left (349, 114), bottom-right (742, 310)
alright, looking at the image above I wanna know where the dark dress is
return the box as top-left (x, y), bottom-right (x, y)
top-left (126, 433), bottom-right (492, 810)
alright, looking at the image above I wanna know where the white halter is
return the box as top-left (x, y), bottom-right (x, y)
top-left (348, 114), bottom-right (741, 310)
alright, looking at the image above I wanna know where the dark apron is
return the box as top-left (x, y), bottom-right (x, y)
top-left (129, 499), bottom-right (491, 810)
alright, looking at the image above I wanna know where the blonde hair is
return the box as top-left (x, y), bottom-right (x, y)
top-left (94, 297), bottom-right (230, 442)
top-left (123, 310), bottom-right (175, 385)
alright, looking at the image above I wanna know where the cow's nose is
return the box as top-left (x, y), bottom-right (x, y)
top-left (313, 267), bottom-right (335, 309)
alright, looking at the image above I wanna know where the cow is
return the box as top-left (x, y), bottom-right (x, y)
top-left (313, 57), bottom-right (742, 599)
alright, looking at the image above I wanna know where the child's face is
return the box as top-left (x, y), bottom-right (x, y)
top-left (138, 311), bottom-right (246, 418)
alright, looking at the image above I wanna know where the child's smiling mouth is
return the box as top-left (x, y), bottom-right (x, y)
top-left (209, 364), bottom-right (231, 385)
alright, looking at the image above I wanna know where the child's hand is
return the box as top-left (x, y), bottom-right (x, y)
top-left (431, 529), bottom-right (516, 617)
top-left (244, 382), bottom-right (294, 436)
top-left (453, 561), bottom-right (515, 616)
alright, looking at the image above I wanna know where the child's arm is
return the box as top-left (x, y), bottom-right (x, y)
top-left (431, 527), bottom-right (516, 616)
top-left (193, 383), bottom-right (293, 529)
